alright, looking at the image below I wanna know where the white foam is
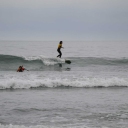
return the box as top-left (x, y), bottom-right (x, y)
top-left (22, 55), bottom-right (65, 66)
top-left (41, 58), bottom-right (58, 66)
top-left (0, 75), bottom-right (128, 90)
top-left (24, 56), bottom-right (41, 60)
top-left (23, 55), bottom-right (45, 61)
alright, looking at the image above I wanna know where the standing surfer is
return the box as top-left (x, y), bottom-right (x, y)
top-left (57, 41), bottom-right (64, 58)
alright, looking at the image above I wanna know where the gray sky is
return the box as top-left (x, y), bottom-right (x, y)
top-left (0, 0), bottom-right (128, 41)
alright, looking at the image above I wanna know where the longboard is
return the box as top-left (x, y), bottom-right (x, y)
top-left (56, 58), bottom-right (71, 64)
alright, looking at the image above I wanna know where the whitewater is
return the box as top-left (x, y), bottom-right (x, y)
top-left (0, 41), bottom-right (128, 128)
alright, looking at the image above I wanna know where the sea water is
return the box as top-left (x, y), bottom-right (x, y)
top-left (0, 41), bottom-right (128, 128)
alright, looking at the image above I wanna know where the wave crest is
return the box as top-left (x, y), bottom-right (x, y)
top-left (0, 77), bottom-right (128, 90)
top-left (1, 54), bottom-right (128, 71)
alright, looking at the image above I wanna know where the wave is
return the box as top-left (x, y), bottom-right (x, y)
top-left (0, 54), bottom-right (66, 71)
top-left (1, 54), bottom-right (128, 71)
top-left (0, 77), bottom-right (128, 90)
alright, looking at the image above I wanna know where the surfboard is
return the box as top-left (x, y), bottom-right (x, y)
top-left (56, 58), bottom-right (71, 64)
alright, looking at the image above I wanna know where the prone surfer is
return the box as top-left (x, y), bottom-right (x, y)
top-left (57, 41), bottom-right (64, 58)
top-left (17, 66), bottom-right (23, 72)
top-left (17, 65), bottom-right (29, 72)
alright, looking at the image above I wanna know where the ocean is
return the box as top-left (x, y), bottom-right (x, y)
top-left (0, 41), bottom-right (128, 128)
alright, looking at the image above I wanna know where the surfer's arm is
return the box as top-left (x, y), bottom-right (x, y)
top-left (23, 68), bottom-right (29, 71)
top-left (22, 68), bottom-right (29, 71)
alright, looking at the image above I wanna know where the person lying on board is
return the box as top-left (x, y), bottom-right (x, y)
top-left (17, 65), bottom-right (29, 72)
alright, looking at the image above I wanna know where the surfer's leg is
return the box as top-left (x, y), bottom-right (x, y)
top-left (60, 51), bottom-right (62, 58)
top-left (57, 49), bottom-right (61, 58)
top-left (57, 49), bottom-right (59, 57)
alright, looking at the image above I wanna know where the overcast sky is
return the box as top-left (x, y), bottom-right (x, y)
top-left (0, 0), bottom-right (128, 41)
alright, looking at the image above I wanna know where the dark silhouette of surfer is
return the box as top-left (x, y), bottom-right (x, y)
top-left (57, 41), bottom-right (64, 58)
top-left (17, 65), bottom-right (29, 72)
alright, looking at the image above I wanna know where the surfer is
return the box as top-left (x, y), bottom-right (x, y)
top-left (57, 41), bottom-right (64, 58)
top-left (17, 65), bottom-right (28, 72)
top-left (17, 66), bottom-right (23, 72)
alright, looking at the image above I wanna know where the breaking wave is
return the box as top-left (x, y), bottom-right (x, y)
top-left (0, 54), bottom-right (66, 71)
top-left (0, 76), bottom-right (128, 90)
top-left (1, 54), bottom-right (128, 71)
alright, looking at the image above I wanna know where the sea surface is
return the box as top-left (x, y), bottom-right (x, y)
top-left (0, 41), bottom-right (128, 128)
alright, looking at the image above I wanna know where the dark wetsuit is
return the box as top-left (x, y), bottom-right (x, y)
top-left (17, 66), bottom-right (23, 72)
top-left (57, 48), bottom-right (62, 58)
top-left (19, 68), bottom-right (23, 72)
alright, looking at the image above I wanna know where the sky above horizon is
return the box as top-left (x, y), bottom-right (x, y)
top-left (0, 0), bottom-right (128, 41)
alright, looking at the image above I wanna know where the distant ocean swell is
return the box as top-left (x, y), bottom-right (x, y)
top-left (0, 54), bottom-right (128, 71)
top-left (0, 77), bottom-right (128, 90)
